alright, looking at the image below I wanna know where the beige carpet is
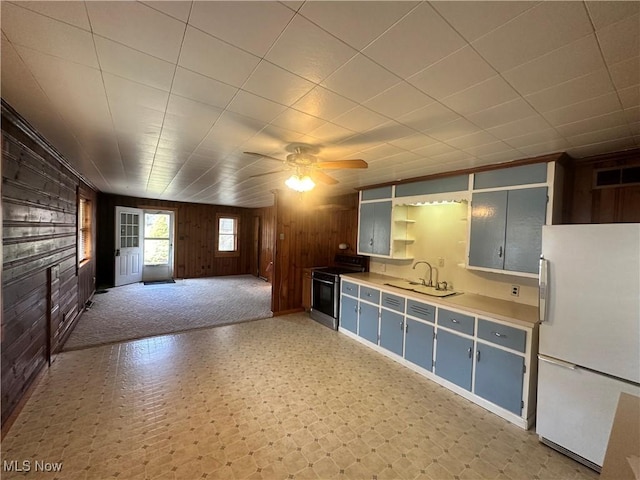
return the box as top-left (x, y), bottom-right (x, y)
top-left (63, 275), bottom-right (272, 351)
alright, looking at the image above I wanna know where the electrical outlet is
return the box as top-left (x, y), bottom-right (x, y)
top-left (438, 257), bottom-right (445, 267)
top-left (511, 285), bottom-right (520, 297)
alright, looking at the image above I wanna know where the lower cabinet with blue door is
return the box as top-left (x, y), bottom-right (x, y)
top-left (338, 275), bottom-right (538, 430)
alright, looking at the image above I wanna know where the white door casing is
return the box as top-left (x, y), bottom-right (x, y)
top-left (115, 206), bottom-right (144, 286)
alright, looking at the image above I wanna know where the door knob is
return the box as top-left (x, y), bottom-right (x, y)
top-left (115, 249), bottom-right (120, 257)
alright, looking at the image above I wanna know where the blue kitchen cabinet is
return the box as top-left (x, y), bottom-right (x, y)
top-left (358, 302), bottom-right (379, 344)
top-left (358, 201), bottom-right (392, 256)
top-left (380, 309), bottom-right (404, 356)
top-left (469, 187), bottom-right (547, 274)
top-left (340, 295), bottom-right (358, 334)
top-left (435, 329), bottom-right (474, 391)
top-left (474, 343), bottom-right (525, 415)
top-left (404, 319), bottom-right (434, 371)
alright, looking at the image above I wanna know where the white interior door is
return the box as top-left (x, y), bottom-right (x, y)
top-left (142, 210), bottom-right (175, 282)
top-left (115, 206), bottom-right (144, 286)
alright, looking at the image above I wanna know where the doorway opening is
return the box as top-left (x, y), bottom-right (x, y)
top-left (142, 210), bottom-right (175, 283)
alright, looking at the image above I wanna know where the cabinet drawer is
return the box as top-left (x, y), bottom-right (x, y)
top-left (381, 292), bottom-right (405, 313)
top-left (341, 281), bottom-right (359, 296)
top-left (477, 319), bottom-right (526, 353)
top-left (438, 308), bottom-right (474, 336)
top-left (359, 286), bottom-right (380, 304)
top-left (406, 299), bottom-right (435, 323)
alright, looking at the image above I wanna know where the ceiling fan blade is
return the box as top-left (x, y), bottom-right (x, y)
top-left (311, 170), bottom-right (339, 185)
top-left (315, 159), bottom-right (368, 169)
top-left (244, 151), bottom-right (284, 163)
top-left (249, 170), bottom-right (285, 179)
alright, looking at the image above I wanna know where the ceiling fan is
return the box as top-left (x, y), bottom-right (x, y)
top-left (244, 143), bottom-right (368, 191)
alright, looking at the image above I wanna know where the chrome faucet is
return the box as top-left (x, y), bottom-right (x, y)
top-left (412, 261), bottom-right (433, 287)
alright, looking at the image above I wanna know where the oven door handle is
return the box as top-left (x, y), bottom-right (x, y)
top-left (313, 277), bottom-right (336, 286)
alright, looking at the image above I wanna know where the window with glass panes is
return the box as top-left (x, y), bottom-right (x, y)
top-left (78, 197), bottom-right (91, 263)
top-left (216, 215), bottom-right (238, 256)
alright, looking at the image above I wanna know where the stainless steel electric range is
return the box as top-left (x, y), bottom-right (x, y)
top-left (310, 254), bottom-right (369, 330)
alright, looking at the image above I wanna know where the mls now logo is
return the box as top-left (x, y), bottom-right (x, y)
top-left (3, 460), bottom-right (63, 472)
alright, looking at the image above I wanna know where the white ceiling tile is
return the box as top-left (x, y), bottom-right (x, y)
top-left (292, 86), bottom-right (358, 122)
top-left (478, 150), bottom-right (522, 164)
top-left (321, 54), bottom-right (401, 104)
top-left (462, 141), bottom-right (515, 157)
top-left (472, 2), bottom-right (593, 72)
top-left (441, 76), bottom-right (519, 116)
top-left (364, 82), bottom-right (435, 118)
top-left (586, 1), bottom-right (640, 30)
top-left (266, 14), bottom-right (357, 84)
top-left (517, 139), bottom-right (573, 157)
top-left (253, 124), bottom-right (305, 146)
top-left (141, 1), bottom-right (192, 22)
top-left (447, 131), bottom-right (500, 150)
top-left (524, 69), bottom-right (615, 113)
top-left (388, 133), bottom-right (439, 152)
top-left (432, 1), bottom-right (538, 42)
top-left (299, 2), bottom-right (419, 50)
top-left (608, 57), bottom-right (640, 90)
top-left (2, 2), bottom-right (98, 67)
top-left (487, 115), bottom-right (552, 140)
top-left (424, 117), bottom-right (480, 141)
top-left (618, 85), bottom-right (640, 110)
top-left (597, 13), bottom-right (640, 65)
top-left (503, 34), bottom-right (606, 95)
top-left (466, 98), bottom-right (538, 129)
top-left (396, 103), bottom-right (460, 133)
top-left (624, 106), bottom-right (640, 124)
top-left (332, 106), bottom-right (389, 133)
top-left (179, 26), bottom-right (260, 87)
top-left (171, 67), bottom-right (238, 109)
top-left (243, 61), bottom-right (315, 105)
top-left (227, 91), bottom-right (288, 124)
top-left (407, 46), bottom-right (497, 100)
top-left (505, 129), bottom-right (567, 149)
top-left (86, 1), bottom-right (185, 63)
top-left (94, 36), bottom-right (175, 92)
top-left (307, 122), bottom-right (357, 144)
top-left (12, 1), bottom-right (91, 30)
top-left (543, 92), bottom-right (622, 127)
top-left (189, 1), bottom-right (293, 57)
top-left (103, 72), bottom-right (169, 114)
top-left (567, 124), bottom-right (632, 147)
top-left (270, 109), bottom-right (326, 135)
top-left (567, 136), bottom-right (637, 158)
top-left (555, 110), bottom-right (628, 137)
top-left (364, 3), bottom-right (466, 78)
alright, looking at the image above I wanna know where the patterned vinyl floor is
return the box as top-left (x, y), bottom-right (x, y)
top-left (1, 314), bottom-right (599, 480)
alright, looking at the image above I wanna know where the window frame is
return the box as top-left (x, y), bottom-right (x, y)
top-left (215, 214), bottom-right (240, 257)
top-left (77, 196), bottom-right (92, 265)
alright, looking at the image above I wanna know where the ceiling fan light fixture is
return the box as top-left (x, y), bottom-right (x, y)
top-left (285, 174), bottom-right (315, 192)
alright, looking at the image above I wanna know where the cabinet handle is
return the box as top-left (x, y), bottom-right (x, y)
top-left (477, 350), bottom-right (481, 362)
top-left (498, 246), bottom-right (503, 258)
top-left (369, 238), bottom-right (374, 246)
top-left (467, 347), bottom-right (472, 358)
top-left (354, 306), bottom-right (358, 313)
top-left (492, 331), bottom-right (506, 338)
top-left (450, 318), bottom-right (460, 324)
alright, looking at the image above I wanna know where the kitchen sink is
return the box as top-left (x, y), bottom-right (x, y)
top-left (384, 280), bottom-right (459, 298)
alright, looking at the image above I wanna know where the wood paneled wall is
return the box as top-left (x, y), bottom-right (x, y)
top-left (1, 101), bottom-right (97, 429)
top-left (96, 193), bottom-right (255, 286)
top-left (270, 190), bottom-right (359, 315)
top-left (254, 206), bottom-right (275, 282)
top-left (565, 148), bottom-right (640, 223)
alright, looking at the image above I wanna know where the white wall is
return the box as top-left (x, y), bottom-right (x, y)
top-left (369, 202), bottom-right (539, 306)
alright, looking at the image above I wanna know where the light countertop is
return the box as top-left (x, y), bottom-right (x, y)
top-left (341, 272), bottom-right (539, 328)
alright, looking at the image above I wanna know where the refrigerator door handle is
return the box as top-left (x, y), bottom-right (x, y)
top-left (538, 354), bottom-right (576, 370)
top-left (539, 256), bottom-right (549, 322)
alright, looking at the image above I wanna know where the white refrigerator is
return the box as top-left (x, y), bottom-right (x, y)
top-left (537, 224), bottom-right (640, 470)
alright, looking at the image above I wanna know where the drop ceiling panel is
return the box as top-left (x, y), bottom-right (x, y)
top-left (265, 14), bottom-right (357, 84)
top-left (179, 26), bottom-right (260, 87)
top-left (3, 3), bottom-right (98, 67)
top-left (1, 1), bottom-right (638, 208)
top-left (471, 2), bottom-right (593, 72)
top-left (86, 2), bottom-right (185, 63)
top-left (189, 1), bottom-right (294, 58)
